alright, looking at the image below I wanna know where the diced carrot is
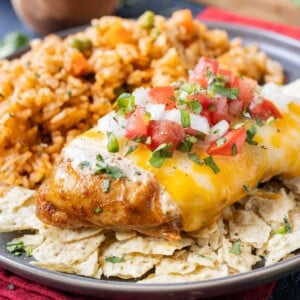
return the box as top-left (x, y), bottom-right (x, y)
top-left (171, 9), bottom-right (195, 33)
top-left (70, 52), bottom-right (88, 76)
top-left (103, 22), bottom-right (133, 47)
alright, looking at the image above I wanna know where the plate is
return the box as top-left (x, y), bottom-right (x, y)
top-left (1, 22), bottom-right (300, 299)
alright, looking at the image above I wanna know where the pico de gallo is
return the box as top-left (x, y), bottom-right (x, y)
top-left (98, 57), bottom-right (282, 170)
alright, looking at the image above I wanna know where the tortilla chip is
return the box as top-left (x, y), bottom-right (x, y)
top-left (0, 186), bottom-right (36, 212)
top-left (245, 189), bottom-right (295, 225)
top-left (102, 253), bottom-right (160, 279)
top-left (218, 238), bottom-right (260, 273)
top-left (33, 234), bottom-right (105, 265)
top-left (139, 264), bottom-right (228, 283)
top-left (115, 231), bottom-right (137, 241)
top-left (188, 245), bottom-right (217, 268)
top-left (40, 226), bottom-right (103, 243)
top-left (265, 231), bottom-right (300, 265)
top-left (229, 210), bottom-right (271, 248)
top-left (0, 204), bottom-right (43, 232)
top-left (102, 236), bottom-right (193, 257)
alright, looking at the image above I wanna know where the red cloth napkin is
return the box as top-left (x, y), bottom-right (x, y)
top-left (1, 6), bottom-right (298, 300)
top-left (198, 6), bottom-right (300, 40)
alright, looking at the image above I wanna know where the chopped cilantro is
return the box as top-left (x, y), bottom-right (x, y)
top-left (204, 156), bottom-right (220, 173)
top-left (209, 81), bottom-right (239, 100)
top-left (107, 132), bottom-right (119, 153)
top-left (246, 125), bottom-right (258, 145)
top-left (256, 119), bottom-right (264, 126)
top-left (230, 239), bottom-right (241, 255)
top-left (125, 145), bottom-right (138, 156)
top-left (26, 246), bottom-right (33, 257)
top-left (102, 179), bottom-right (110, 193)
top-left (180, 82), bottom-right (202, 94)
top-left (78, 160), bottom-right (91, 169)
top-left (243, 183), bottom-right (252, 194)
top-left (105, 255), bottom-right (125, 263)
top-left (93, 155), bottom-right (126, 179)
top-left (96, 154), bottom-right (104, 162)
top-left (67, 90), bottom-right (72, 98)
top-left (178, 136), bottom-right (197, 153)
top-left (231, 143), bottom-right (237, 155)
top-left (180, 109), bottom-right (191, 128)
top-left (208, 104), bottom-right (215, 112)
top-left (6, 241), bottom-right (24, 256)
top-left (188, 153), bottom-right (202, 166)
top-left (190, 100), bottom-right (202, 114)
top-left (277, 216), bottom-right (292, 234)
top-left (132, 135), bottom-right (146, 143)
top-left (94, 207), bottom-right (102, 214)
top-left (149, 144), bottom-right (173, 168)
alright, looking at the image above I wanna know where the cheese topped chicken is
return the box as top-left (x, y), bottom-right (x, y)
top-left (36, 58), bottom-right (300, 240)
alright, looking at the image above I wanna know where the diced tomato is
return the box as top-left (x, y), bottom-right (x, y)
top-left (218, 69), bottom-right (233, 84)
top-left (171, 9), bottom-right (195, 33)
top-left (149, 86), bottom-right (176, 110)
top-left (189, 57), bottom-right (219, 88)
top-left (125, 107), bottom-right (148, 139)
top-left (211, 96), bottom-right (231, 125)
top-left (230, 77), bottom-right (256, 113)
top-left (188, 93), bottom-right (214, 124)
top-left (248, 96), bottom-right (282, 120)
top-left (207, 127), bottom-right (246, 156)
top-left (148, 120), bottom-right (185, 151)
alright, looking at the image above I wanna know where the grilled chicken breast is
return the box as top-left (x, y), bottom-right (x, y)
top-left (36, 58), bottom-right (300, 239)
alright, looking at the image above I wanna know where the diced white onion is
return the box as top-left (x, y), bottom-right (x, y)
top-left (132, 87), bottom-right (151, 107)
top-left (97, 111), bottom-right (127, 137)
top-left (205, 120), bottom-right (229, 144)
top-left (163, 109), bottom-right (182, 124)
top-left (190, 113), bottom-right (210, 134)
top-left (261, 83), bottom-right (299, 113)
top-left (145, 104), bottom-right (166, 120)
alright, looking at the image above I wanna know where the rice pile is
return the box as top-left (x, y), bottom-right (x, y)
top-left (0, 11), bottom-right (284, 188)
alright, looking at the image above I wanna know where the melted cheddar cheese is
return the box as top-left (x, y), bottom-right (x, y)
top-left (68, 103), bottom-right (300, 232)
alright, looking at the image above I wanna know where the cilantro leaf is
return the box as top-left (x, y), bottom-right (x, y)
top-left (190, 100), bottom-right (202, 114)
top-left (78, 160), bottom-right (91, 169)
top-left (204, 156), bottom-right (220, 173)
top-left (209, 81), bottom-right (239, 100)
top-left (149, 143), bottom-right (173, 168)
top-left (246, 125), bottom-right (258, 145)
top-left (5, 241), bottom-right (25, 256)
top-left (94, 207), bottom-right (102, 214)
top-left (188, 153), bottom-right (202, 166)
top-left (125, 145), bottom-right (138, 156)
top-left (230, 239), bottom-right (241, 255)
top-left (105, 255), bottom-right (125, 263)
top-left (277, 216), bottom-right (292, 234)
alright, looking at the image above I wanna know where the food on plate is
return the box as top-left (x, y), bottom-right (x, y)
top-left (36, 58), bottom-right (300, 241)
top-left (0, 9), bottom-right (299, 284)
top-left (0, 10), bottom-right (283, 189)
